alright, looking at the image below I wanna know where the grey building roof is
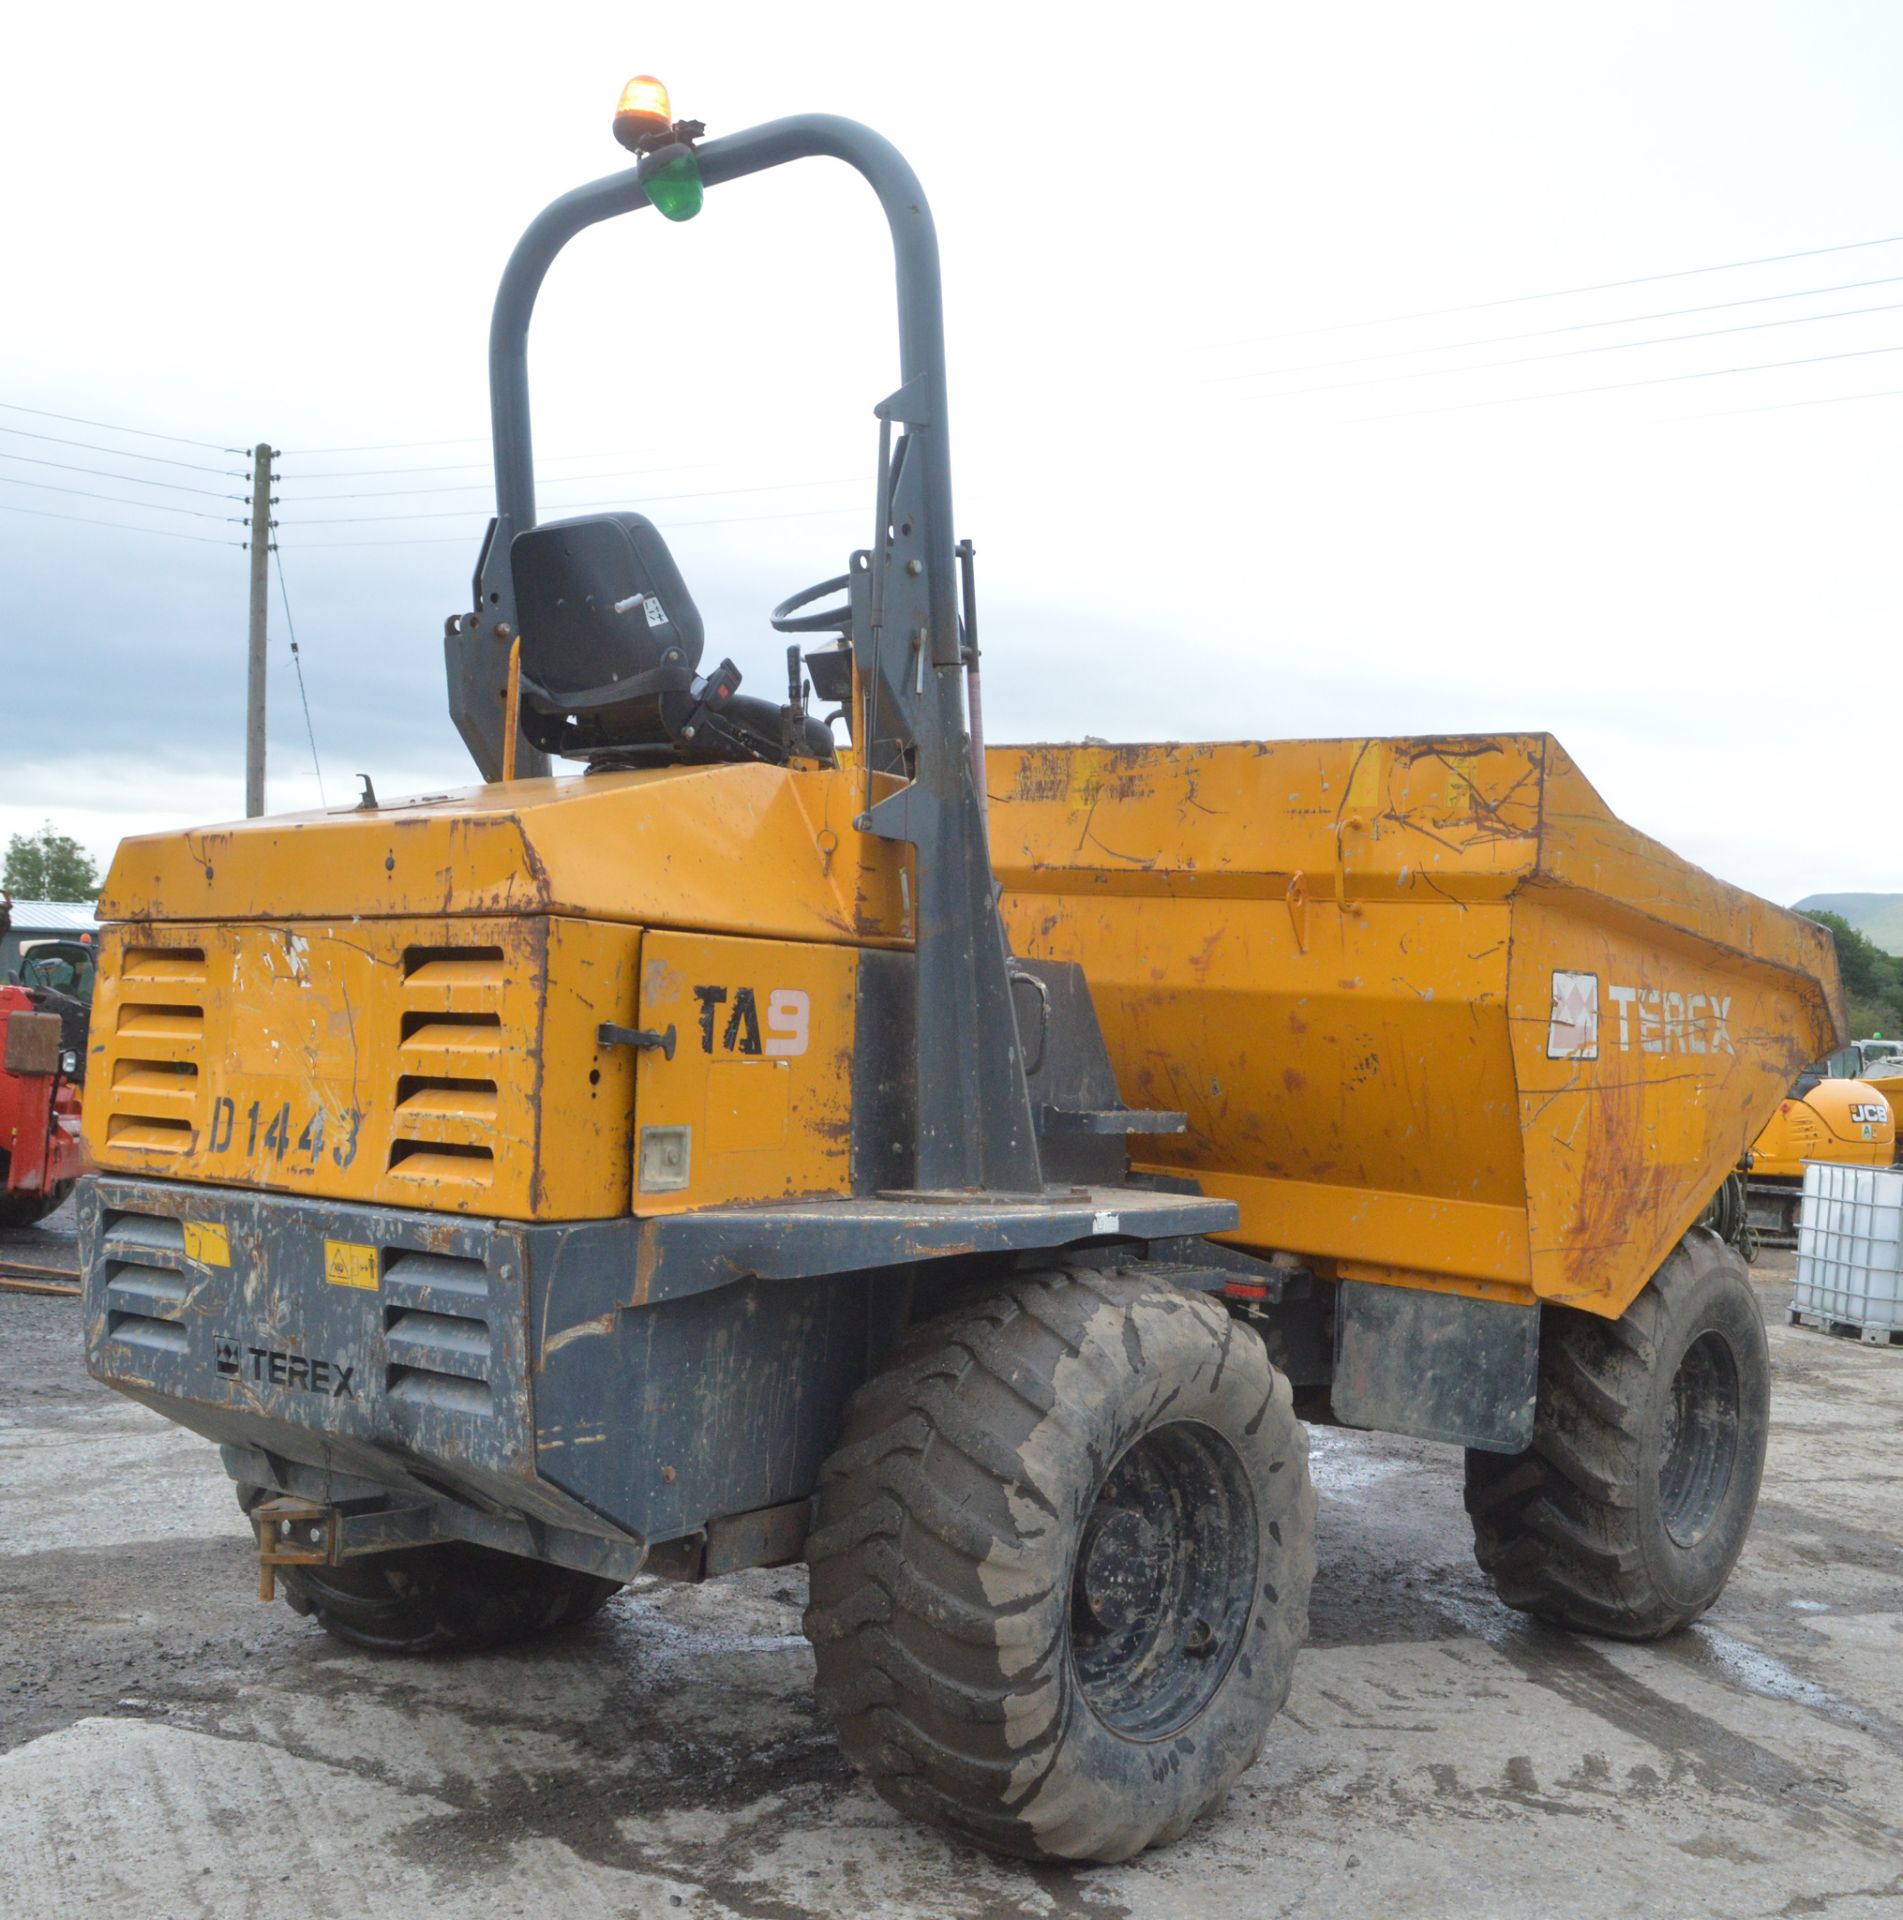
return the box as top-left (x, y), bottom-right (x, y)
top-left (4, 899), bottom-right (102, 935)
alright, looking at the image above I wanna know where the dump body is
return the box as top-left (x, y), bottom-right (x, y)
top-left (992, 734), bottom-right (1844, 1320)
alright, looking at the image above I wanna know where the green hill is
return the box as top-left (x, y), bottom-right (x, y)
top-left (1794, 894), bottom-right (1903, 957)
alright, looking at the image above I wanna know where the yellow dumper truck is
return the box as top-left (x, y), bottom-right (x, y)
top-left (77, 86), bottom-right (1842, 1863)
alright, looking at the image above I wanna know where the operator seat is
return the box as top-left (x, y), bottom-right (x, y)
top-left (511, 512), bottom-right (833, 767)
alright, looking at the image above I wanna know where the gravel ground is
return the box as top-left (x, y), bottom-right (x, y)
top-left (3, 1255), bottom-right (1901, 1919)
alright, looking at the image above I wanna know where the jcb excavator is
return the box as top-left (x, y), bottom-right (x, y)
top-left (76, 79), bottom-right (1843, 1862)
top-left (1744, 1058), bottom-right (1895, 1246)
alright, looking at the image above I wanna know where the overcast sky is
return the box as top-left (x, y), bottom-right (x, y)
top-left (3, 2), bottom-right (1898, 907)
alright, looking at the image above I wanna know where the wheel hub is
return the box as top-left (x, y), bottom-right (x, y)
top-left (1658, 1328), bottom-right (1742, 1548)
top-left (1074, 1506), bottom-right (1162, 1636)
top-left (1067, 1421), bottom-right (1260, 1740)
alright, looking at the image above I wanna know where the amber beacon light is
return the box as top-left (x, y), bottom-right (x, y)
top-left (613, 75), bottom-right (675, 150)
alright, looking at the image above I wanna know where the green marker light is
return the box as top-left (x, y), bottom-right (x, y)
top-left (643, 149), bottom-right (704, 223)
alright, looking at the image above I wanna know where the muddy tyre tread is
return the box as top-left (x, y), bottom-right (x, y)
top-left (805, 1266), bottom-right (1315, 1863)
top-left (1464, 1229), bottom-right (1768, 1641)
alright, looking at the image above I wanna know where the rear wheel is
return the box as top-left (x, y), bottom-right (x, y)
top-left (0, 1180), bottom-right (71, 1229)
top-left (804, 1266), bottom-right (1315, 1863)
top-left (1463, 1228), bottom-right (1768, 1640)
top-left (236, 1487), bottom-right (621, 1653)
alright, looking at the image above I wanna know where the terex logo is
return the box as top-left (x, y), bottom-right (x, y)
top-left (215, 1336), bottom-right (355, 1398)
top-left (1608, 985), bottom-right (1734, 1057)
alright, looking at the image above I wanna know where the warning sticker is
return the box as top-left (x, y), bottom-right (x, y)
top-left (324, 1239), bottom-right (380, 1291)
top-left (1547, 971), bottom-right (1600, 1061)
top-left (182, 1221), bottom-right (231, 1268)
top-left (643, 597), bottom-right (669, 629)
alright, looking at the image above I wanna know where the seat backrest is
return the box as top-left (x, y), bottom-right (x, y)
top-left (512, 512), bottom-right (705, 701)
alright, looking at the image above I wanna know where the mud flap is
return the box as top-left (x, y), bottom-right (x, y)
top-left (1332, 1281), bottom-right (1539, 1452)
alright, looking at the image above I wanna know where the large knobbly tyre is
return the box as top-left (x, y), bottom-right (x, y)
top-left (803, 1266), bottom-right (1315, 1864)
top-left (0, 1180), bottom-right (71, 1229)
top-left (1464, 1227), bottom-right (1769, 1641)
top-left (237, 1487), bottom-right (621, 1653)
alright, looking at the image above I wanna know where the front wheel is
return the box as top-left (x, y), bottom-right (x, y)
top-left (804, 1266), bottom-right (1315, 1864)
top-left (1464, 1228), bottom-right (1769, 1640)
top-left (236, 1486), bottom-right (622, 1653)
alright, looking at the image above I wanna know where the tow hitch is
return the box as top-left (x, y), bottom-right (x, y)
top-left (252, 1498), bottom-right (339, 1603)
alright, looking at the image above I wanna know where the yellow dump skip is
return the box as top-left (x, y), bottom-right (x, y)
top-left (991, 735), bottom-right (1843, 1319)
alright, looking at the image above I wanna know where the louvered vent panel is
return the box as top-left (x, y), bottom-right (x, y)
top-left (105, 948), bottom-right (207, 1153)
top-left (382, 1250), bottom-right (494, 1414)
top-left (99, 1208), bottom-right (192, 1352)
top-left (387, 947), bottom-right (504, 1188)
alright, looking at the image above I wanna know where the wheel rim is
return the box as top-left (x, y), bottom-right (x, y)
top-left (1657, 1329), bottom-right (1742, 1548)
top-left (1068, 1421), bottom-right (1259, 1740)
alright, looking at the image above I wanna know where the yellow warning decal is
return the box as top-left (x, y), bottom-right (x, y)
top-left (182, 1221), bottom-right (231, 1268)
top-left (324, 1239), bottom-right (380, 1291)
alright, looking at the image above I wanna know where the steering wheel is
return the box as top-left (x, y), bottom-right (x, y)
top-left (771, 574), bottom-right (853, 636)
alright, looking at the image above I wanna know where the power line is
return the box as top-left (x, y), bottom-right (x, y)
top-left (282, 474), bottom-right (864, 528)
top-left (280, 470), bottom-right (716, 503)
top-left (0, 425), bottom-right (244, 476)
top-left (280, 433), bottom-right (489, 456)
top-left (1203, 229), bottom-right (1903, 350)
top-left (0, 499), bottom-right (241, 544)
top-left (1208, 271), bottom-right (1903, 384)
top-left (0, 471), bottom-right (244, 521)
top-left (270, 546), bottom-right (328, 808)
top-left (279, 501), bottom-right (866, 550)
top-left (0, 450), bottom-right (246, 498)
top-left (1232, 297), bottom-right (1903, 403)
top-left (1356, 340), bottom-right (1903, 424)
top-left (1673, 383), bottom-right (1903, 422)
top-left (277, 458), bottom-right (832, 500)
top-left (0, 399), bottom-right (235, 452)
top-left (279, 457), bottom-right (499, 480)
top-left (277, 449), bottom-right (824, 483)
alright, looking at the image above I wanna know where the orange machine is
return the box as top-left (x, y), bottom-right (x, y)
top-left (61, 75), bottom-right (1859, 1869)
top-left (1824, 1039), bottom-right (1903, 1163)
top-left (1745, 1070), bottom-right (1895, 1244)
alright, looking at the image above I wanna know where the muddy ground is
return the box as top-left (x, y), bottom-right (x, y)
top-left (2, 1251), bottom-right (1900, 1919)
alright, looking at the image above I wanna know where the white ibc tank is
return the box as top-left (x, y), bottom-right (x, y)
top-left (1794, 1161), bottom-right (1903, 1335)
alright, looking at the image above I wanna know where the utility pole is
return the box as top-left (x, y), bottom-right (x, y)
top-left (245, 443), bottom-right (276, 818)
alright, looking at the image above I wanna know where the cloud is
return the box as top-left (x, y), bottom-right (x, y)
top-left (5, 2), bottom-right (1901, 911)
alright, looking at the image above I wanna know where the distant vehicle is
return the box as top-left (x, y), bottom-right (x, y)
top-left (0, 897), bottom-right (100, 990)
top-left (1745, 1063), bottom-right (1896, 1244)
top-left (0, 897), bottom-right (89, 1226)
top-left (1834, 1037), bottom-right (1903, 1071)
top-left (1824, 1040), bottom-right (1903, 1163)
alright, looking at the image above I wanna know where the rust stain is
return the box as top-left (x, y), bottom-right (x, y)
top-left (541, 1311), bottom-right (618, 1358)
